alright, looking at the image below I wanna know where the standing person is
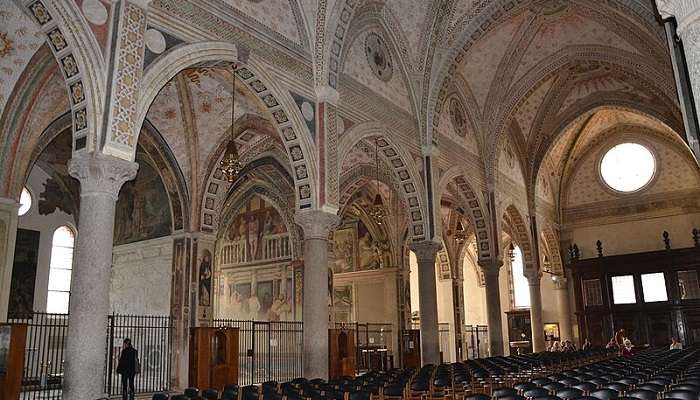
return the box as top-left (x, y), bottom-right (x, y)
top-left (116, 338), bottom-right (139, 400)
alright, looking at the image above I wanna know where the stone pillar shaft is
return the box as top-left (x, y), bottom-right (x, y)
top-left (554, 277), bottom-right (573, 342)
top-left (295, 210), bottom-right (339, 379)
top-left (412, 241), bottom-right (441, 365)
top-left (480, 259), bottom-right (504, 356)
top-left (528, 275), bottom-right (545, 352)
top-left (63, 155), bottom-right (137, 400)
top-left (0, 198), bottom-right (19, 322)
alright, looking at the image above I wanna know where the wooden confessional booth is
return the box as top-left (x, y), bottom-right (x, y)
top-left (568, 235), bottom-right (700, 348)
top-left (190, 327), bottom-right (239, 391)
top-left (401, 329), bottom-right (421, 369)
top-left (0, 324), bottom-right (27, 400)
top-left (329, 328), bottom-right (356, 378)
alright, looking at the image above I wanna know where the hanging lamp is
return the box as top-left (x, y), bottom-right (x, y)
top-left (220, 63), bottom-right (243, 183)
top-left (369, 138), bottom-right (385, 225)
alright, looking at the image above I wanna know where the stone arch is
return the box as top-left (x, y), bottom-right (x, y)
top-left (15, 110), bottom-right (190, 235)
top-left (503, 204), bottom-right (535, 272)
top-left (488, 47), bottom-right (680, 184)
top-left (335, 4), bottom-right (419, 118)
top-left (18, 0), bottom-right (106, 154)
top-left (323, 0), bottom-right (363, 88)
top-left (437, 166), bottom-right (492, 261)
top-left (338, 122), bottom-right (427, 242)
top-left (537, 104), bottom-right (692, 202)
top-left (540, 223), bottom-right (564, 275)
top-left (137, 41), bottom-right (317, 210)
top-left (200, 140), bottom-right (293, 234)
top-left (0, 45), bottom-right (59, 198)
top-left (139, 120), bottom-right (191, 233)
top-left (338, 164), bottom-right (400, 211)
top-left (217, 181), bottom-right (302, 261)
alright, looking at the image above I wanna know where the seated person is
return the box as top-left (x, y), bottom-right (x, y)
top-left (621, 338), bottom-right (634, 356)
top-left (562, 340), bottom-right (577, 352)
top-left (669, 337), bottom-right (683, 350)
top-left (581, 338), bottom-right (592, 351)
top-left (550, 341), bottom-right (562, 352)
top-left (605, 337), bottom-right (618, 350)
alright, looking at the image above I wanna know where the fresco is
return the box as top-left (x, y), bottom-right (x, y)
top-left (333, 285), bottom-right (353, 323)
top-left (8, 229), bottom-right (40, 316)
top-left (331, 218), bottom-right (386, 274)
top-left (218, 272), bottom-right (294, 321)
top-left (225, 196), bottom-right (288, 263)
top-left (198, 250), bottom-right (212, 307)
top-left (114, 151), bottom-right (172, 245)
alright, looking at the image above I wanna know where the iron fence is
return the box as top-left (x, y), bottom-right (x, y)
top-left (7, 312), bottom-right (68, 400)
top-left (464, 324), bottom-right (489, 359)
top-left (213, 319), bottom-right (303, 385)
top-left (411, 322), bottom-right (454, 362)
top-left (104, 314), bottom-right (172, 396)
top-left (334, 322), bottom-right (395, 372)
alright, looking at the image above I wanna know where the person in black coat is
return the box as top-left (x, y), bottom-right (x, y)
top-left (116, 338), bottom-right (138, 400)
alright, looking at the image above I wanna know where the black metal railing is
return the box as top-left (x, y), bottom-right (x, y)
top-left (334, 322), bottom-right (395, 372)
top-left (212, 319), bottom-right (303, 385)
top-left (464, 324), bottom-right (488, 359)
top-left (7, 312), bottom-right (68, 400)
top-left (104, 314), bottom-right (172, 396)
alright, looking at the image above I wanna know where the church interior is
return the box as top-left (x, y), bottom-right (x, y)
top-left (1, 0), bottom-right (700, 399)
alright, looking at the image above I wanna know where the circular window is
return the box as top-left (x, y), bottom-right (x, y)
top-left (18, 187), bottom-right (32, 216)
top-left (600, 142), bottom-right (655, 192)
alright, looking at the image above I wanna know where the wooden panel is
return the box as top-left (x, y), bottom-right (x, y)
top-left (189, 327), bottom-right (239, 391)
top-left (568, 242), bottom-right (700, 347)
top-left (329, 329), bottom-right (355, 379)
top-left (401, 330), bottom-right (420, 369)
top-left (0, 324), bottom-right (28, 400)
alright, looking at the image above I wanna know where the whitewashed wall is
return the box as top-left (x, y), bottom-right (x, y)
top-left (111, 236), bottom-right (173, 316)
top-left (18, 166), bottom-right (76, 313)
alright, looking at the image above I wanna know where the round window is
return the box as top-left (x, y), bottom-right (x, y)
top-left (18, 187), bottom-right (32, 216)
top-left (600, 142), bottom-right (655, 192)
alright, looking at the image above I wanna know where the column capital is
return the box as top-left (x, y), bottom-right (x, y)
top-left (409, 240), bottom-right (441, 264)
top-left (478, 258), bottom-right (503, 276)
top-left (126, 0), bottom-right (152, 9)
top-left (553, 275), bottom-right (568, 290)
top-left (294, 209), bottom-right (340, 240)
top-left (656, 1), bottom-right (700, 30)
top-left (315, 85), bottom-right (339, 105)
top-left (68, 153), bottom-right (138, 201)
top-left (525, 271), bottom-right (543, 285)
top-left (421, 144), bottom-right (439, 158)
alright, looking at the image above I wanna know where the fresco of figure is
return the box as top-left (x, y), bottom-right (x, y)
top-left (198, 251), bottom-right (212, 306)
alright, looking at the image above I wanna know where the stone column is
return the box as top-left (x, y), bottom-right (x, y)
top-left (553, 276), bottom-right (573, 342)
top-left (294, 209), bottom-right (339, 379)
top-left (0, 198), bottom-right (19, 322)
top-left (410, 240), bottom-right (442, 365)
top-left (526, 272), bottom-right (545, 352)
top-left (63, 154), bottom-right (138, 400)
top-left (657, 1), bottom-right (700, 130)
top-left (479, 258), bottom-right (504, 356)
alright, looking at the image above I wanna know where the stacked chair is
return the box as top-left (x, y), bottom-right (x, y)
top-left (155, 347), bottom-right (700, 400)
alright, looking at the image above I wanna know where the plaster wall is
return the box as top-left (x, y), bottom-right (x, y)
top-left (17, 166), bottom-right (76, 313)
top-left (111, 236), bottom-right (173, 316)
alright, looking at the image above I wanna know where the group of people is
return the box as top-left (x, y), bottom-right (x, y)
top-left (548, 339), bottom-right (581, 352)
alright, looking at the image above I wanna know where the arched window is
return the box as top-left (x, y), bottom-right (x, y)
top-left (18, 187), bottom-right (31, 216)
top-left (511, 245), bottom-right (530, 308)
top-left (46, 226), bottom-right (75, 314)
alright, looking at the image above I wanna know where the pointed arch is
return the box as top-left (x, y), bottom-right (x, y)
top-left (338, 122), bottom-right (427, 242)
top-left (503, 204), bottom-right (535, 272)
top-left (437, 166), bottom-right (493, 262)
top-left (137, 41), bottom-right (317, 210)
